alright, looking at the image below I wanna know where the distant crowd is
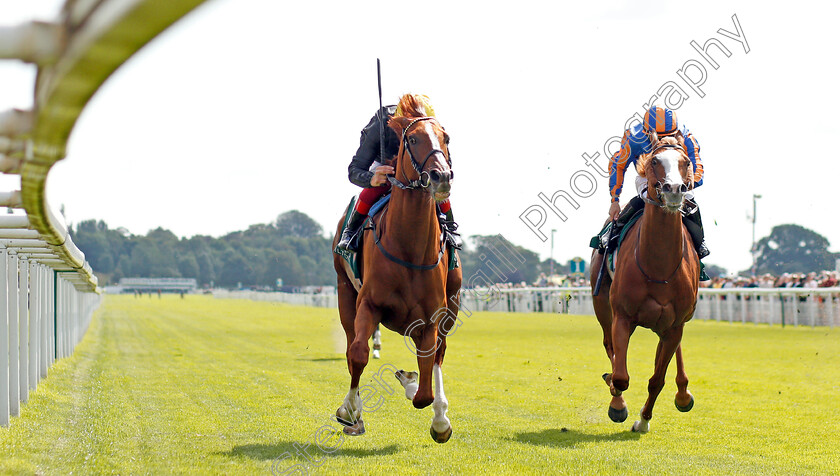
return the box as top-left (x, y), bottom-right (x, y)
top-left (700, 270), bottom-right (839, 289)
top-left (523, 270), bottom-right (840, 289)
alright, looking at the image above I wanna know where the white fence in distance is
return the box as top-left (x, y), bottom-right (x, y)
top-left (215, 287), bottom-right (840, 329)
top-left (213, 289), bottom-right (339, 308)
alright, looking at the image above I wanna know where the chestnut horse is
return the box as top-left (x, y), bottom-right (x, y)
top-left (332, 98), bottom-right (462, 443)
top-left (590, 136), bottom-right (700, 433)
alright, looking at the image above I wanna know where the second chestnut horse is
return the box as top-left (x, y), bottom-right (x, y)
top-left (590, 136), bottom-right (700, 433)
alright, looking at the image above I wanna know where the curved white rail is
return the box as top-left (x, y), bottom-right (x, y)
top-left (1, 0), bottom-right (208, 427)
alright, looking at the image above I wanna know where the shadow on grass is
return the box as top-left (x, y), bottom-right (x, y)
top-left (512, 428), bottom-right (641, 448)
top-left (298, 357), bottom-right (345, 362)
top-left (222, 441), bottom-right (400, 461)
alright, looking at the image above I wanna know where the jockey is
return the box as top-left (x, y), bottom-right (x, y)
top-left (337, 93), bottom-right (456, 251)
top-left (608, 105), bottom-right (710, 260)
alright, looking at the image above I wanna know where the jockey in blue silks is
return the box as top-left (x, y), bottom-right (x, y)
top-left (607, 105), bottom-right (710, 261)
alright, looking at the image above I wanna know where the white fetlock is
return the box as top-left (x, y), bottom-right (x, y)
top-left (372, 349), bottom-right (380, 359)
top-left (432, 401), bottom-right (450, 433)
top-left (395, 370), bottom-right (419, 400)
top-left (632, 414), bottom-right (650, 433)
top-left (337, 388), bottom-right (362, 424)
top-left (404, 382), bottom-right (419, 400)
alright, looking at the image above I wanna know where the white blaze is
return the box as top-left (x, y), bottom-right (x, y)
top-left (658, 149), bottom-right (684, 189)
top-left (424, 122), bottom-right (450, 173)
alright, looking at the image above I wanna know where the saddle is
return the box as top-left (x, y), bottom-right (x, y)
top-left (589, 205), bottom-right (709, 280)
top-left (590, 210), bottom-right (643, 272)
top-left (334, 195), bottom-right (460, 284)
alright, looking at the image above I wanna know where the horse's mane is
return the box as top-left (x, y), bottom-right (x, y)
top-left (394, 94), bottom-right (428, 119)
top-left (636, 136), bottom-right (682, 177)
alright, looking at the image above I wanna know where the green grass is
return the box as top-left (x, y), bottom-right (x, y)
top-left (1, 295), bottom-right (839, 475)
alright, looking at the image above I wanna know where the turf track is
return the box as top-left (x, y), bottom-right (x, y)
top-left (1, 295), bottom-right (838, 474)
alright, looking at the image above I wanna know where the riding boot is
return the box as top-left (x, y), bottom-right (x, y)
top-left (337, 207), bottom-right (367, 251)
top-left (682, 202), bottom-right (710, 281)
top-left (441, 209), bottom-right (462, 249)
top-left (682, 204), bottom-right (710, 259)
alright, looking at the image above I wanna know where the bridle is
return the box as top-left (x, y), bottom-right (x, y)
top-left (641, 141), bottom-right (693, 209)
top-left (373, 116), bottom-right (451, 270)
top-left (388, 117), bottom-right (452, 191)
top-left (635, 140), bottom-right (691, 283)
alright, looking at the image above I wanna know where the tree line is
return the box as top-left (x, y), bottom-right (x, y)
top-left (70, 210), bottom-right (557, 289)
top-left (70, 211), bottom-right (837, 288)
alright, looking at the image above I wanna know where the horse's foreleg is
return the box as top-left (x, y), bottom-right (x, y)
top-left (429, 336), bottom-right (452, 443)
top-left (610, 315), bottom-right (634, 393)
top-left (411, 326), bottom-right (439, 409)
top-left (674, 344), bottom-right (694, 412)
top-left (633, 325), bottom-right (683, 433)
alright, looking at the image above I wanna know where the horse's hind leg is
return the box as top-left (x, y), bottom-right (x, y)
top-left (336, 296), bottom-right (380, 436)
top-left (372, 325), bottom-right (382, 359)
top-left (633, 325), bottom-right (683, 433)
top-left (593, 272), bottom-right (627, 423)
top-left (674, 344), bottom-right (694, 412)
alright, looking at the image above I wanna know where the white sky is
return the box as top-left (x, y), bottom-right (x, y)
top-left (1, 0), bottom-right (838, 274)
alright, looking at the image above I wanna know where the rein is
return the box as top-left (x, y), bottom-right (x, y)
top-left (633, 220), bottom-right (687, 284)
top-left (388, 116), bottom-right (451, 191)
top-left (370, 206), bottom-right (445, 270)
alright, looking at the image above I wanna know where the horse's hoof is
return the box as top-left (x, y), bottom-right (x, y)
top-left (372, 350), bottom-right (380, 359)
top-left (631, 420), bottom-right (649, 433)
top-left (430, 425), bottom-right (452, 443)
top-left (602, 373), bottom-right (610, 384)
top-left (342, 418), bottom-right (365, 436)
top-left (675, 395), bottom-right (695, 412)
top-left (395, 370), bottom-right (418, 384)
top-left (608, 406), bottom-right (628, 423)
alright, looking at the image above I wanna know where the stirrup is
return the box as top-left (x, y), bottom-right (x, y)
top-left (699, 262), bottom-right (710, 281)
top-left (439, 212), bottom-right (462, 249)
top-left (337, 228), bottom-right (359, 251)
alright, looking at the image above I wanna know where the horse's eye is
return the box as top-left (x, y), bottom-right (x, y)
top-left (409, 137), bottom-right (417, 145)
top-left (651, 158), bottom-right (658, 166)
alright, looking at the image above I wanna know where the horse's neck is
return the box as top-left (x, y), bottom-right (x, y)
top-left (638, 204), bottom-right (684, 272)
top-left (384, 189), bottom-right (440, 262)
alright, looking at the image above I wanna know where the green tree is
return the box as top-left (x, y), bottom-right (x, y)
top-left (276, 210), bottom-right (323, 238)
top-left (705, 264), bottom-right (728, 278)
top-left (177, 254), bottom-right (200, 279)
top-left (220, 253), bottom-right (255, 288)
top-left (754, 224), bottom-right (836, 275)
top-left (466, 235), bottom-right (541, 285)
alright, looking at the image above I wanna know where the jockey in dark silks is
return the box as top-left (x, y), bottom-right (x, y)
top-left (337, 94), bottom-right (456, 251)
top-left (608, 105), bottom-right (710, 262)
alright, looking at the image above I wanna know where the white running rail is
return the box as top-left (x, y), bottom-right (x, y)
top-left (1, 0), bottom-right (208, 427)
top-left (218, 286), bottom-right (840, 330)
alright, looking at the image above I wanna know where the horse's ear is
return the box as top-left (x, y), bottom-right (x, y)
top-left (675, 130), bottom-right (686, 149)
top-left (636, 154), bottom-right (648, 177)
top-left (388, 116), bottom-right (413, 136)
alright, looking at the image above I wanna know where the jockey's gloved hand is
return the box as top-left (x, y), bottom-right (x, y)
top-left (609, 201), bottom-right (621, 221)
